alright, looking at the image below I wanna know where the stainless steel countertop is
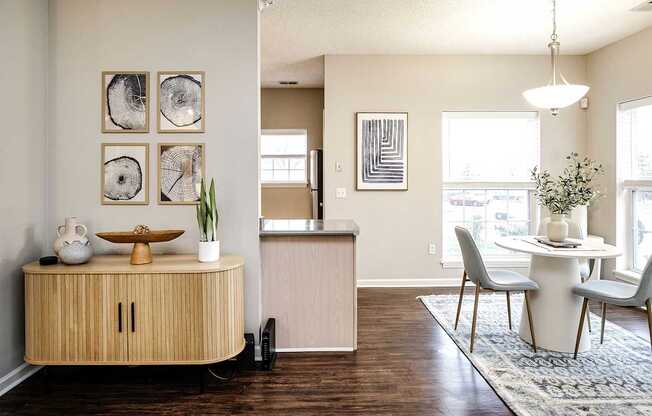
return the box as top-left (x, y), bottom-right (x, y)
top-left (259, 219), bottom-right (359, 236)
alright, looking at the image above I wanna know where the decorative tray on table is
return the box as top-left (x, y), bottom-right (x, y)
top-left (534, 237), bottom-right (581, 249)
top-left (96, 225), bottom-right (184, 265)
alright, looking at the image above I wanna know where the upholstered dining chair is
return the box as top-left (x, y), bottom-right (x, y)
top-left (538, 218), bottom-right (598, 332)
top-left (572, 256), bottom-right (652, 359)
top-left (454, 226), bottom-right (539, 353)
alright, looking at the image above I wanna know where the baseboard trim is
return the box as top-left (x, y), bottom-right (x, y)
top-left (0, 362), bottom-right (42, 397)
top-left (357, 278), bottom-right (468, 288)
top-left (276, 347), bottom-right (355, 352)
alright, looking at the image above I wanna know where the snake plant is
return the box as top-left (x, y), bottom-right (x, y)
top-left (196, 178), bottom-right (219, 242)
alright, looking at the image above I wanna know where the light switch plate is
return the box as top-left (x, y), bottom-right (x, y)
top-left (428, 242), bottom-right (437, 255)
top-left (336, 188), bottom-right (347, 199)
top-left (335, 162), bottom-right (343, 172)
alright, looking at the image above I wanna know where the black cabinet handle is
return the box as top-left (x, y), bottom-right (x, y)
top-left (131, 302), bottom-right (135, 332)
top-left (118, 302), bottom-right (123, 332)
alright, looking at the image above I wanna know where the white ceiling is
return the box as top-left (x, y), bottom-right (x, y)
top-left (261, 0), bottom-right (652, 87)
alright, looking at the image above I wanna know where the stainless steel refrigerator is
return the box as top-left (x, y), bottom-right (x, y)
top-left (309, 149), bottom-right (323, 219)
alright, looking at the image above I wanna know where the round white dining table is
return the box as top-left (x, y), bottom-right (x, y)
top-left (495, 236), bottom-right (621, 353)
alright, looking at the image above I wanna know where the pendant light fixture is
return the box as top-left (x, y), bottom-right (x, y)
top-left (522, 0), bottom-right (589, 116)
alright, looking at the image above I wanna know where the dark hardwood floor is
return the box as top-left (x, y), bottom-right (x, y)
top-left (0, 288), bottom-right (649, 415)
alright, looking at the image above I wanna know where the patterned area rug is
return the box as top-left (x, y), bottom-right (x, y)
top-left (419, 293), bottom-right (652, 416)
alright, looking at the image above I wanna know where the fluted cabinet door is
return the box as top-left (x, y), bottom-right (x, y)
top-left (126, 270), bottom-right (245, 364)
top-left (24, 273), bottom-right (128, 364)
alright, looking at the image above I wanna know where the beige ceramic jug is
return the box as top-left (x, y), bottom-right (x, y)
top-left (53, 217), bottom-right (88, 254)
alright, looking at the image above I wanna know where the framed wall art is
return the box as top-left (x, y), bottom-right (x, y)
top-left (356, 112), bottom-right (408, 191)
top-left (158, 143), bottom-right (205, 204)
top-left (102, 71), bottom-right (149, 133)
top-left (101, 143), bottom-right (149, 205)
top-left (157, 71), bottom-right (205, 133)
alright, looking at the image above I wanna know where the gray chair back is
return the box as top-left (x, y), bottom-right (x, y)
top-left (455, 226), bottom-right (491, 288)
top-left (633, 256), bottom-right (652, 304)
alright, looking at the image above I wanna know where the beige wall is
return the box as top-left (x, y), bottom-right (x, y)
top-left (261, 88), bottom-right (324, 219)
top-left (0, 0), bottom-right (48, 377)
top-left (47, 0), bottom-right (262, 335)
top-left (324, 55), bottom-right (588, 285)
top-left (586, 26), bottom-right (652, 277)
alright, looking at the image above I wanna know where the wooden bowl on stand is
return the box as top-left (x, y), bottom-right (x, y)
top-left (96, 229), bottom-right (185, 265)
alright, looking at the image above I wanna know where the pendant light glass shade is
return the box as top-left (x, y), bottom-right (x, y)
top-left (523, 84), bottom-right (589, 113)
top-left (522, 0), bottom-right (589, 116)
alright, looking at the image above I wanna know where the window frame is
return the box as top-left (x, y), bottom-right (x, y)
top-left (441, 111), bottom-right (541, 266)
top-left (260, 129), bottom-right (308, 187)
top-left (616, 97), bottom-right (652, 278)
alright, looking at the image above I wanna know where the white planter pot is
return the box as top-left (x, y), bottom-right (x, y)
top-left (198, 241), bottom-right (220, 263)
top-left (547, 214), bottom-right (569, 242)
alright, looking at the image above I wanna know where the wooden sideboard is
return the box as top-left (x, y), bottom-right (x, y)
top-left (23, 255), bottom-right (245, 366)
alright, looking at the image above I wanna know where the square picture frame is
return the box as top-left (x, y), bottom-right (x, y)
top-left (158, 143), bottom-right (205, 205)
top-left (157, 71), bottom-right (205, 133)
top-left (101, 143), bottom-right (149, 205)
top-left (356, 112), bottom-right (408, 191)
top-left (101, 71), bottom-right (150, 133)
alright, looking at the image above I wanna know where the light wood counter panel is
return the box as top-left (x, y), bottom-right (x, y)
top-left (24, 255), bottom-right (244, 365)
top-left (23, 254), bottom-right (244, 275)
top-left (261, 235), bottom-right (356, 351)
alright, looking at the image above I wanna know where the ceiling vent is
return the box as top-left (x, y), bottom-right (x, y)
top-left (279, 81), bottom-right (298, 86)
top-left (631, 1), bottom-right (652, 11)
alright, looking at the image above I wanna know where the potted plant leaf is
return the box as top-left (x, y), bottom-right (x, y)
top-left (531, 153), bottom-right (604, 242)
top-left (196, 178), bottom-right (220, 262)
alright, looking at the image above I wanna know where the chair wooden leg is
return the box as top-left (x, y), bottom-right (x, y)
top-left (600, 303), bottom-right (607, 344)
top-left (506, 291), bottom-right (512, 330)
top-left (469, 283), bottom-right (481, 353)
top-left (646, 299), bottom-right (652, 351)
top-left (524, 291), bottom-right (537, 353)
top-left (587, 301), bottom-right (592, 333)
top-left (582, 276), bottom-right (592, 333)
top-left (454, 271), bottom-right (467, 330)
top-left (574, 298), bottom-right (589, 359)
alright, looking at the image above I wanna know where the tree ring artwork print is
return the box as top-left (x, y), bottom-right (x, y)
top-left (158, 143), bottom-right (204, 204)
top-left (102, 72), bottom-right (149, 133)
top-left (356, 112), bottom-right (408, 190)
top-left (101, 143), bottom-right (149, 205)
top-left (158, 71), bottom-right (205, 133)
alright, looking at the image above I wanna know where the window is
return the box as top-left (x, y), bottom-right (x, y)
top-left (618, 97), bottom-right (652, 273)
top-left (261, 129), bottom-right (308, 185)
top-left (442, 112), bottom-right (540, 263)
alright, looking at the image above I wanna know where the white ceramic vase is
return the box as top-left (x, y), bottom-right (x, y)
top-left (198, 241), bottom-right (220, 263)
top-left (568, 205), bottom-right (588, 239)
top-left (53, 217), bottom-right (88, 254)
top-left (547, 213), bottom-right (569, 242)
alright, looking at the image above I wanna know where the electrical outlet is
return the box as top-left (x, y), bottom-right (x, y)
top-left (336, 187), bottom-right (347, 199)
top-left (428, 242), bottom-right (437, 255)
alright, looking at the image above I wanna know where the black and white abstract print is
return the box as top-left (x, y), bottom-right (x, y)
top-left (357, 113), bottom-right (408, 190)
top-left (102, 144), bottom-right (149, 205)
top-left (159, 144), bottom-right (203, 203)
top-left (103, 72), bottom-right (149, 132)
top-left (158, 72), bottom-right (204, 132)
top-left (104, 156), bottom-right (142, 200)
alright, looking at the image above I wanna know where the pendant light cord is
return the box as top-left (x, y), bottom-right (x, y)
top-left (548, 0), bottom-right (563, 86)
top-left (551, 0), bottom-right (558, 42)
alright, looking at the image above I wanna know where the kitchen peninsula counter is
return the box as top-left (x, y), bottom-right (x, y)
top-left (259, 219), bottom-right (359, 236)
top-left (260, 219), bottom-right (358, 351)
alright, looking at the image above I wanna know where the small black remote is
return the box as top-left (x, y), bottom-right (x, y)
top-left (39, 256), bottom-right (58, 266)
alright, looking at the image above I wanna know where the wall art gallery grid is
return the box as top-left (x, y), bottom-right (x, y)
top-left (100, 70), bottom-right (206, 206)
